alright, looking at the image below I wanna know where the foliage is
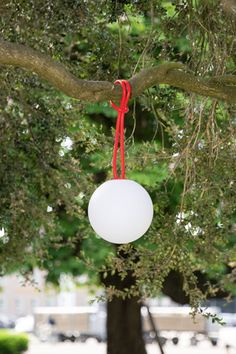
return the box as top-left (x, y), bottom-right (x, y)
top-left (0, 331), bottom-right (28, 354)
top-left (0, 0), bottom-right (235, 314)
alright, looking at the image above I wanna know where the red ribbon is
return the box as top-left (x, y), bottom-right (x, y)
top-left (110, 80), bottom-right (131, 179)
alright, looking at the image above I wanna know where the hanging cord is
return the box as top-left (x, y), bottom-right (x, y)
top-left (110, 80), bottom-right (131, 179)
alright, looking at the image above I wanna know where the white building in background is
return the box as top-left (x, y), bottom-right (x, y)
top-left (0, 270), bottom-right (94, 319)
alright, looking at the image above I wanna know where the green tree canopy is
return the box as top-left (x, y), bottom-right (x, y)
top-left (0, 0), bottom-right (235, 315)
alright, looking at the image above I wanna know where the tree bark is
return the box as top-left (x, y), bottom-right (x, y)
top-left (102, 254), bottom-right (147, 354)
top-left (1, 39), bottom-right (236, 103)
top-left (107, 296), bottom-right (147, 354)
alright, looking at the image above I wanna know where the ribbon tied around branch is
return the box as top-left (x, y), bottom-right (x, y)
top-left (110, 80), bottom-right (131, 179)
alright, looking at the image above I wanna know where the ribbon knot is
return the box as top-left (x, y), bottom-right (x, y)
top-left (110, 80), bottom-right (131, 179)
top-left (111, 103), bottom-right (129, 114)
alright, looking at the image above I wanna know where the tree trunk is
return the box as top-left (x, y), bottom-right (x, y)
top-left (107, 296), bottom-right (147, 354)
top-left (101, 253), bottom-right (147, 354)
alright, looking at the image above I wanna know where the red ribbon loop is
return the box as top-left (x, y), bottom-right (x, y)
top-left (110, 80), bottom-right (131, 179)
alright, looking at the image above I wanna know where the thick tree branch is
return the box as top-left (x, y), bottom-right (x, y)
top-left (0, 40), bottom-right (236, 103)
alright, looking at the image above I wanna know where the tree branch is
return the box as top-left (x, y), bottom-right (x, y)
top-left (0, 40), bottom-right (236, 103)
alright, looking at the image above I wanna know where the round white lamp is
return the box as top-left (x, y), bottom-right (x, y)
top-left (88, 179), bottom-right (153, 244)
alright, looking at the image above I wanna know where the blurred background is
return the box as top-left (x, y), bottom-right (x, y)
top-left (1, 269), bottom-right (236, 354)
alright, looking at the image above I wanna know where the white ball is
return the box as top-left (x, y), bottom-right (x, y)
top-left (88, 179), bottom-right (153, 244)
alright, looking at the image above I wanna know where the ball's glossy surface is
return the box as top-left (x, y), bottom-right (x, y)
top-left (88, 179), bottom-right (153, 244)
